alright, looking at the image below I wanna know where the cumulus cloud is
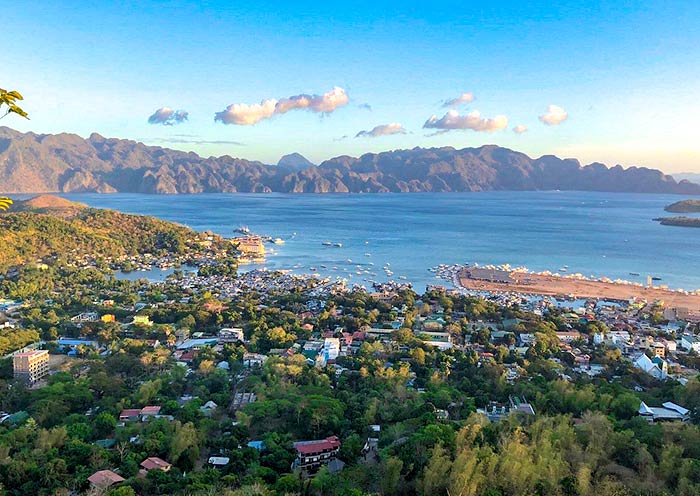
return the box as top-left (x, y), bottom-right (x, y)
top-left (423, 109), bottom-right (508, 132)
top-left (512, 124), bottom-right (528, 134)
top-left (355, 123), bottom-right (407, 138)
top-left (215, 87), bottom-right (349, 125)
top-left (443, 92), bottom-right (475, 107)
top-left (539, 104), bottom-right (568, 126)
top-left (148, 107), bottom-right (189, 126)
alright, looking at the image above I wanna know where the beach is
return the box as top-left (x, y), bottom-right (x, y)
top-left (458, 267), bottom-right (700, 312)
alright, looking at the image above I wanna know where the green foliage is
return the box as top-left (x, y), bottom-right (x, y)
top-left (0, 88), bottom-right (28, 119)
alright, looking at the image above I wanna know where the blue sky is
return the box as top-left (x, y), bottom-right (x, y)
top-left (4, 0), bottom-right (700, 171)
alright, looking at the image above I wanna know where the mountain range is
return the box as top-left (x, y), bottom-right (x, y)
top-left (1, 126), bottom-right (698, 195)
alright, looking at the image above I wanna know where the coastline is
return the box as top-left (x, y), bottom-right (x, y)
top-left (450, 265), bottom-right (700, 312)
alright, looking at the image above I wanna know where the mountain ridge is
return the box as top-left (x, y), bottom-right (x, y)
top-left (1, 126), bottom-right (698, 195)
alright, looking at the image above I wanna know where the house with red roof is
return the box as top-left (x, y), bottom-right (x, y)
top-left (88, 469), bottom-right (125, 488)
top-left (292, 435), bottom-right (342, 475)
top-left (140, 457), bottom-right (171, 472)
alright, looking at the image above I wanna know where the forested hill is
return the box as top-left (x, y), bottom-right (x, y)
top-left (0, 195), bottom-right (206, 270)
top-left (1, 126), bottom-right (698, 194)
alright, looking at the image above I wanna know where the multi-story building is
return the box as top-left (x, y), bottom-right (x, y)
top-left (13, 350), bottom-right (49, 384)
top-left (292, 436), bottom-right (342, 474)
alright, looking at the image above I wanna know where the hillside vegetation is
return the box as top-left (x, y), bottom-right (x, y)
top-left (0, 197), bottom-right (197, 269)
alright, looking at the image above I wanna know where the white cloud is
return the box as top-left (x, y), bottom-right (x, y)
top-left (512, 124), bottom-right (528, 134)
top-left (443, 92), bottom-right (475, 107)
top-left (148, 107), bottom-right (189, 125)
top-left (355, 123), bottom-right (407, 138)
top-left (423, 109), bottom-right (508, 132)
top-left (214, 99), bottom-right (277, 125)
top-left (215, 87), bottom-right (349, 125)
top-left (539, 104), bottom-right (568, 126)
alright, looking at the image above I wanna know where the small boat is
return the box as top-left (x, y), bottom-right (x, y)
top-left (272, 238), bottom-right (285, 245)
top-left (365, 253), bottom-right (371, 257)
top-left (235, 226), bottom-right (251, 234)
top-left (310, 267), bottom-right (317, 271)
top-left (322, 241), bottom-right (332, 246)
top-left (559, 268), bottom-right (568, 273)
top-left (652, 277), bottom-right (662, 281)
top-left (629, 272), bottom-right (640, 276)
top-left (334, 242), bottom-right (343, 247)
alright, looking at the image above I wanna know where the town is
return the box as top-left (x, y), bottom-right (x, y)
top-left (2, 227), bottom-right (700, 495)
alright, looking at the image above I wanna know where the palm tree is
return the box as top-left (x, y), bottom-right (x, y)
top-left (0, 197), bottom-right (12, 211)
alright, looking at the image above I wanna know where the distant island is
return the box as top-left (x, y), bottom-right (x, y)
top-left (1, 126), bottom-right (699, 195)
top-left (654, 216), bottom-right (700, 228)
top-left (664, 199), bottom-right (700, 213)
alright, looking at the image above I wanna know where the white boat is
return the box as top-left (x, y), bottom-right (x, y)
top-left (334, 242), bottom-right (343, 247)
top-left (272, 238), bottom-right (285, 245)
top-left (322, 241), bottom-right (332, 246)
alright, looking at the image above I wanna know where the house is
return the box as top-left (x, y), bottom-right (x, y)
top-left (679, 335), bottom-right (700, 353)
top-left (247, 440), bottom-right (266, 451)
top-left (292, 435), bottom-right (342, 475)
top-left (101, 314), bottom-right (116, 323)
top-left (88, 469), bottom-right (125, 488)
top-left (140, 406), bottom-right (161, 419)
top-left (140, 457), bottom-right (172, 472)
top-left (417, 331), bottom-right (453, 350)
top-left (132, 315), bottom-right (153, 326)
top-left (555, 331), bottom-right (581, 343)
top-left (476, 396), bottom-right (535, 422)
top-left (71, 312), bottom-right (99, 323)
top-left (200, 400), bottom-right (218, 416)
top-left (119, 409), bottom-right (142, 422)
top-left (219, 327), bottom-right (244, 343)
top-left (208, 456), bottom-right (230, 467)
top-left (638, 401), bottom-right (689, 423)
top-left (634, 353), bottom-right (668, 380)
top-left (243, 353), bottom-right (267, 368)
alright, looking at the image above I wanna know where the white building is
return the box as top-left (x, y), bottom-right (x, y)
top-left (634, 353), bottom-right (668, 380)
top-left (638, 401), bottom-right (689, 422)
top-left (679, 335), bottom-right (700, 353)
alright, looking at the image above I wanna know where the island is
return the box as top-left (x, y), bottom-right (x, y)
top-left (664, 199), bottom-right (700, 213)
top-left (654, 216), bottom-right (700, 228)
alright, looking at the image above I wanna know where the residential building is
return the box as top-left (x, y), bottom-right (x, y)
top-left (140, 457), bottom-right (171, 472)
top-left (219, 327), bottom-right (244, 343)
top-left (638, 401), bottom-right (689, 423)
top-left (13, 350), bottom-right (49, 384)
top-left (634, 353), bottom-right (668, 380)
top-left (132, 315), bottom-right (153, 326)
top-left (679, 335), bottom-right (700, 353)
top-left (292, 436), bottom-right (342, 475)
top-left (88, 470), bottom-right (125, 489)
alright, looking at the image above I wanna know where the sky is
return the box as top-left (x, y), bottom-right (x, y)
top-left (3, 0), bottom-right (700, 172)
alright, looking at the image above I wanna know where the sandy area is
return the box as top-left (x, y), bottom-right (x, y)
top-left (458, 269), bottom-right (700, 312)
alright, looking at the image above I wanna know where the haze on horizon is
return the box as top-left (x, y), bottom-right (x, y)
top-left (4, 0), bottom-right (700, 173)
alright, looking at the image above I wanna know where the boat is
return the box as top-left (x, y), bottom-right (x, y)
top-left (652, 277), bottom-right (662, 281)
top-left (559, 268), bottom-right (568, 272)
top-left (629, 272), bottom-right (640, 276)
top-left (334, 242), bottom-right (343, 247)
top-left (272, 238), bottom-right (285, 245)
top-left (322, 241), bottom-right (332, 246)
top-left (235, 226), bottom-right (251, 234)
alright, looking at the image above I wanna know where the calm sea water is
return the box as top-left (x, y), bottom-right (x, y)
top-left (56, 192), bottom-right (700, 292)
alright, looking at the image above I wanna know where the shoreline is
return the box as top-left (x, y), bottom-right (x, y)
top-left (449, 265), bottom-right (700, 313)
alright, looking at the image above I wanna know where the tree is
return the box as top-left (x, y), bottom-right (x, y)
top-left (0, 88), bottom-right (28, 119)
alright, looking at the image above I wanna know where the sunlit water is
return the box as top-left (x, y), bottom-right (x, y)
top-left (54, 191), bottom-right (700, 292)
